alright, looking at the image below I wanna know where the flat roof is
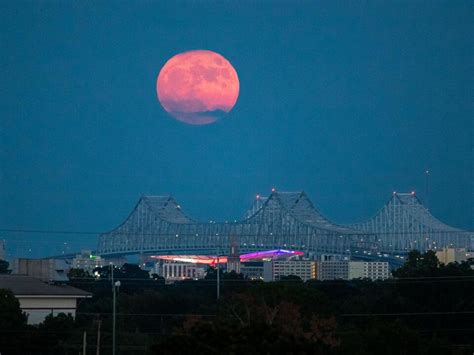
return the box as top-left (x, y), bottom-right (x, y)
top-left (0, 275), bottom-right (92, 298)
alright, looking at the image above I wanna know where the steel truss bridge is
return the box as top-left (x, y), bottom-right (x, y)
top-left (97, 191), bottom-right (377, 257)
top-left (350, 192), bottom-right (473, 253)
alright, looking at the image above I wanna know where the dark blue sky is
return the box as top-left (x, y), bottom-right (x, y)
top-left (1, 1), bottom-right (472, 258)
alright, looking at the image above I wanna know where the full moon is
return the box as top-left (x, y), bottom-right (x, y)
top-left (157, 50), bottom-right (239, 125)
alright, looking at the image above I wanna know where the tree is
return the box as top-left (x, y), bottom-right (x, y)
top-left (67, 268), bottom-right (92, 280)
top-left (39, 312), bottom-right (75, 331)
top-left (0, 259), bottom-right (10, 274)
top-left (119, 263), bottom-right (150, 279)
top-left (151, 291), bottom-right (340, 354)
top-left (278, 274), bottom-right (303, 282)
top-left (204, 267), bottom-right (244, 280)
top-left (0, 288), bottom-right (28, 354)
top-left (392, 250), bottom-right (439, 277)
top-left (92, 263), bottom-right (150, 281)
top-left (0, 288), bottom-right (27, 329)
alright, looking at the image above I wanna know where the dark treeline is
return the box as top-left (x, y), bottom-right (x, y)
top-left (1, 250), bottom-right (473, 354)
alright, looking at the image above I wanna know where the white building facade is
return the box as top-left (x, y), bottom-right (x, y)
top-left (160, 262), bottom-right (206, 281)
top-left (0, 275), bottom-right (91, 324)
top-left (317, 261), bottom-right (390, 281)
top-left (263, 259), bottom-right (316, 281)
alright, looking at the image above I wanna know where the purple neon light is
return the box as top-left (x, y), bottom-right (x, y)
top-left (240, 249), bottom-right (304, 261)
top-left (150, 249), bottom-right (304, 265)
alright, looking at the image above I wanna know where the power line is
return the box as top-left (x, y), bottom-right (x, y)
top-left (67, 275), bottom-right (474, 282)
top-left (77, 312), bottom-right (216, 317)
top-left (339, 310), bottom-right (474, 317)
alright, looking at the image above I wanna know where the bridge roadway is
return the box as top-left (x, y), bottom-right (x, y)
top-left (94, 189), bottom-right (472, 269)
top-left (97, 191), bottom-right (378, 258)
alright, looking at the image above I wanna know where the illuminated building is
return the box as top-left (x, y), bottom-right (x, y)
top-left (435, 248), bottom-right (473, 264)
top-left (150, 249), bottom-right (304, 265)
top-left (316, 261), bottom-right (389, 281)
top-left (348, 261), bottom-right (389, 280)
top-left (160, 262), bottom-right (206, 281)
top-left (72, 250), bottom-right (104, 271)
top-left (316, 261), bottom-right (348, 280)
top-left (263, 259), bottom-right (316, 281)
top-left (240, 262), bottom-right (264, 280)
top-left (227, 238), bottom-right (241, 273)
top-left (152, 255), bottom-right (227, 265)
top-left (151, 249), bottom-right (305, 280)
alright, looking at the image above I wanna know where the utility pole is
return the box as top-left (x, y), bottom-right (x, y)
top-left (216, 255), bottom-right (220, 300)
top-left (215, 242), bottom-right (221, 300)
top-left (82, 331), bottom-right (87, 355)
top-left (111, 264), bottom-right (116, 355)
top-left (95, 319), bottom-right (101, 355)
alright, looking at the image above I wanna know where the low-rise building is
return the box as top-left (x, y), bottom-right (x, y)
top-left (348, 261), bottom-right (390, 280)
top-left (160, 262), bottom-right (206, 281)
top-left (316, 261), bottom-right (390, 281)
top-left (0, 275), bottom-right (91, 324)
top-left (227, 239), bottom-right (241, 273)
top-left (72, 250), bottom-right (105, 271)
top-left (0, 239), bottom-right (5, 260)
top-left (435, 248), bottom-right (473, 264)
top-left (264, 259), bottom-right (316, 281)
top-left (12, 258), bottom-right (69, 282)
top-left (240, 262), bottom-right (264, 280)
top-left (316, 261), bottom-right (349, 280)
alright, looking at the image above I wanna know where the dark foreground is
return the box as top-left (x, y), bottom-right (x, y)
top-left (1, 251), bottom-right (473, 355)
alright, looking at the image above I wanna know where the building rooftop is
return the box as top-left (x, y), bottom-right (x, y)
top-left (0, 275), bottom-right (92, 298)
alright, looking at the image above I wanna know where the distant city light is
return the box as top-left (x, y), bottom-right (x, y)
top-left (150, 249), bottom-right (304, 265)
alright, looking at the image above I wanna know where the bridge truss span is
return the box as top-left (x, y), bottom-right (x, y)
top-left (97, 191), bottom-right (377, 257)
top-left (350, 192), bottom-right (473, 253)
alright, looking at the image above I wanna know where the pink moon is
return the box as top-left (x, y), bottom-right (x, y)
top-left (156, 50), bottom-right (240, 125)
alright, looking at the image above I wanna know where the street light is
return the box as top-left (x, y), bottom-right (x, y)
top-left (110, 265), bottom-right (121, 355)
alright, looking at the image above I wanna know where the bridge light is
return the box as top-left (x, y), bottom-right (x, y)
top-left (393, 191), bottom-right (397, 195)
top-left (256, 194), bottom-right (260, 200)
top-left (411, 191), bottom-right (415, 195)
top-left (271, 187), bottom-right (276, 192)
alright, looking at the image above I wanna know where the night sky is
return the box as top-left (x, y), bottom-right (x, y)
top-left (1, 1), bottom-right (472, 258)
